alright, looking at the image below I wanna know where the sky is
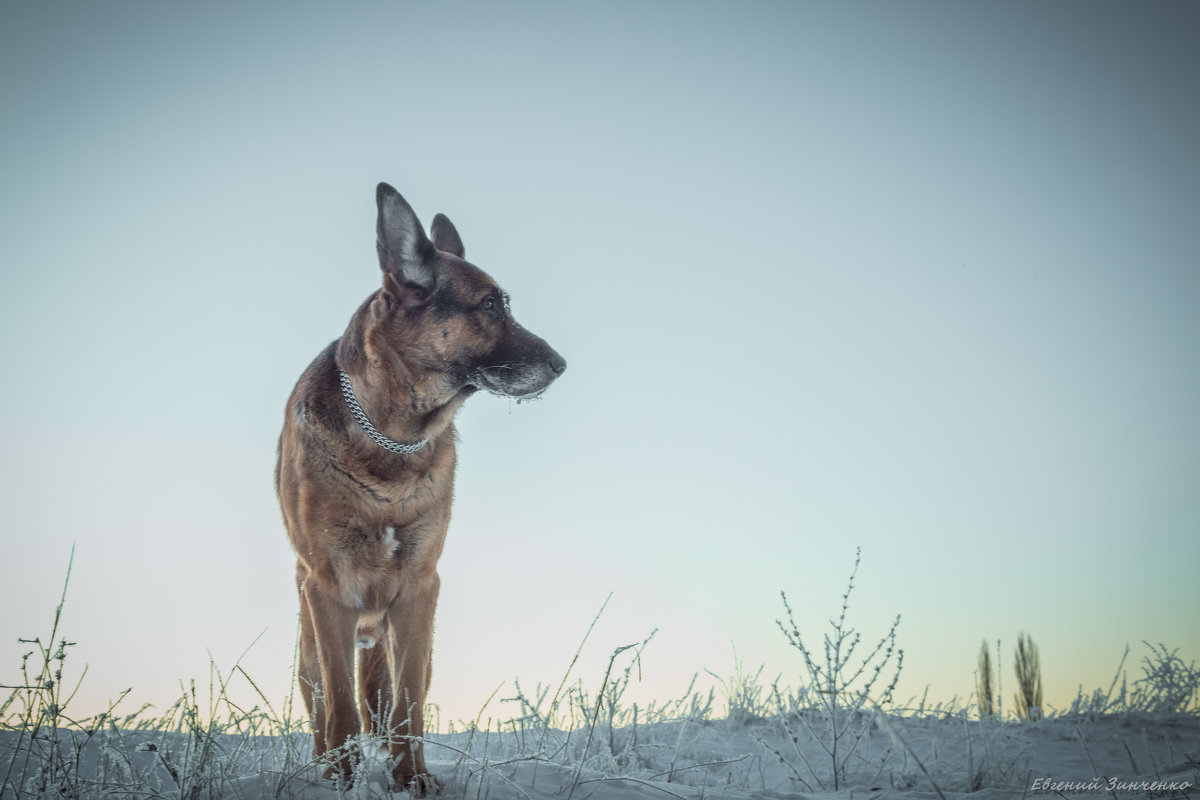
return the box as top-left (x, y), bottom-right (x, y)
top-left (1, 2), bottom-right (1198, 728)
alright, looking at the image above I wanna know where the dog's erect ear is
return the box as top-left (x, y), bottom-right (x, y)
top-left (430, 213), bottom-right (465, 259)
top-left (376, 182), bottom-right (435, 291)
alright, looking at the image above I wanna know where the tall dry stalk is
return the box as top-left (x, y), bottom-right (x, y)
top-left (977, 640), bottom-right (995, 717)
top-left (1013, 632), bottom-right (1043, 721)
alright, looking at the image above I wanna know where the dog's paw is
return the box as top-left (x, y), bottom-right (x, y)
top-left (320, 748), bottom-right (364, 788)
top-left (394, 771), bottom-right (440, 797)
top-left (321, 761), bottom-right (356, 788)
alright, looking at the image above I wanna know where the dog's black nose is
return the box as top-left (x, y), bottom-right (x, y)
top-left (549, 351), bottom-right (567, 376)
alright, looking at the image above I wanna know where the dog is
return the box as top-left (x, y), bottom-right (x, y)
top-left (275, 183), bottom-right (565, 793)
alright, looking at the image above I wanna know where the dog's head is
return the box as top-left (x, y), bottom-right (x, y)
top-left (338, 183), bottom-right (565, 405)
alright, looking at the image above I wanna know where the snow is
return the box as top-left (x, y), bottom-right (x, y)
top-left (4, 555), bottom-right (1196, 797)
top-left (3, 710), bottom-right (1197, 799)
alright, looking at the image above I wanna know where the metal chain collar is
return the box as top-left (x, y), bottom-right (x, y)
top-left (339, 370), bottom-right (429, 455)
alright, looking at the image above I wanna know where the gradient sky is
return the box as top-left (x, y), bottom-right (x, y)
top-left (2, 2), bottom-right (1198, 727)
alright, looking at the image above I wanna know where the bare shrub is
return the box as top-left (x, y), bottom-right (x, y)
top-left (1130, 642), bottom-right (1200, 715)
top-left (705, 647), bottom-right (773, 725)
top-left (774, 547), bottom-right (903, 791)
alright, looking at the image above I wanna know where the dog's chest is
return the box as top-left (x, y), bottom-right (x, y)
top-left (329, 519), bottom-right (443, 610)
top-left (337, 442), bottom-right (454, 511)
top-left (380, 524), bottom-right (405, 558)
top-left (337, 516), bottom-right (436, 565)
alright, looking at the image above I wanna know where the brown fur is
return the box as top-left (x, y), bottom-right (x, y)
top-left (275, 184), bottom-right (564, 793)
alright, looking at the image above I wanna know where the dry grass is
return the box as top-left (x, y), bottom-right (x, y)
top-left (4, 547), bottom-right (1198, 798)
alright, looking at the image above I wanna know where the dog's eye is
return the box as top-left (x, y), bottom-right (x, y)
top-left (481, 297), bottom-right (499, 315)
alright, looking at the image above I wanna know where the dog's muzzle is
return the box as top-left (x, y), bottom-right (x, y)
top-left (473, 327), bottom-right (566, 400)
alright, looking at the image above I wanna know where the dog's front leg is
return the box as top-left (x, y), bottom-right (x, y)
top-left (303, 580), bottom-right (361, 783)
top-left (385, 568), bottom-right (440, 795)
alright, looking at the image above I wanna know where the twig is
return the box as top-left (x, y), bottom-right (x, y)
top-left (566, 642), bottom-right (635, 800)
top-left (574, 774), bottom-right (691, 799)
top-left (873, 709), bottom-right (947, 800)
top-left (1075, 726), bottom-right (1119, 800)
top-left (649, 754), bottom-right (751, 780)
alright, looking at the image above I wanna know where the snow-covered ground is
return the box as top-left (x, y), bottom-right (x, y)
top-left (4, 562), bottom-right (1198, 798)
top-left (3, 703), bottom-right (1198, 799)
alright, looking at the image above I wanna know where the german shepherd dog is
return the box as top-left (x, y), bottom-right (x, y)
top-left (275, 183), bottom-right (565, 793)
